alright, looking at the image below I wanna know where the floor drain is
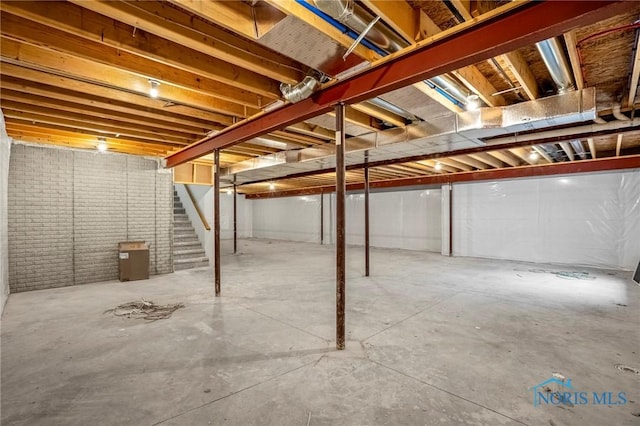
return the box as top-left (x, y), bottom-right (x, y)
top-left (614, 364), bottom-right (640, 375)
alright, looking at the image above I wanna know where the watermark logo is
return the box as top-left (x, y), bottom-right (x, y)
top-left (529, 374), bottom-right (627, 407)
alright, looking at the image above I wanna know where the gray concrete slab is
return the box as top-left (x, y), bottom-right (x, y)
top-left (2, 239), bottom-right (639, 425)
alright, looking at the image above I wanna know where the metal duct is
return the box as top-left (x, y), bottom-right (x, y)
top-left (223, 88), bottom-right (597, 179)
top-left (313, 0), bottom-right (407, 52)
top-left (430, 75), bottom-right (471, 106)
top-left (368, 97), bottom-right (418, 121)
top-left (280, 76), bottom-right (319, 103)
top-left (570, 139), bottom-right (587, 159)
top-left (536, 38), bottom-right (575, 94)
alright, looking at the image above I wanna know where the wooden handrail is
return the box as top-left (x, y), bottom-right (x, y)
top-left (184, 184), bottom-right (210, 231)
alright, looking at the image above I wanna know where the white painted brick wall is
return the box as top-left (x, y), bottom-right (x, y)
top-left (8, 143), bottom-right (173, 292)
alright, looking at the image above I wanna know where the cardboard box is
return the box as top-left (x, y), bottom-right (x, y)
top-left (118, 241), bottom-right (149, 282)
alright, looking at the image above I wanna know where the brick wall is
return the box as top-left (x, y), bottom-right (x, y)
top-left (8, 143), bottom-right (173, 292)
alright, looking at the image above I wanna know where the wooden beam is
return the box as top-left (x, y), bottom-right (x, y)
top-left (68, 0), bottom-right (304, 85)
top-left (559, 141), bottom-right (575, 161)
top-left (438, 158), bottom-right (474, 171)
top-left (587, 137), bottom-right (597, 159)
top-left (1, 89), bottom-right (208, 137)
top-left (264, 0), bottom-right (378, 62)
top-left (468, 152), bottom-right (503, 168)
top-left (533, 146), bottom-right (554, 163)
top-left (359, 0), bottom-right (417, 43)
top-left (0, 38), bottom-right (251, 118)
top-left (628, 34), bottom-right (640, 108)
top-left (563, 31), bottom-right (584, 90)
top-left (487, 150), bottom-right (521, 167)
top-left (351, 102), bottom-right (406, 128)
top-left (616, 134), bottom-right (623, 156)
top-left (166, 0), bottom-right (628, 166)
top-left (453, 154), bottom-right (489, 169)
top-left (417, 9), bottom-right (442, 40)
top-left (0, 64), bottom-right (232, 126)
top-left (0, 11), bottom-right (271, 107)
top-left (327, 108), bottom-right (378, 132)
top-left (448, 0), bottom-right (474, 21)
top-left (2, 108), bottom-right (191, 145)
top-left (453, 65), bottom-right (506, 106)
top-left (509, 147), bottom-right (537, 165)
top-left (502, 51), bottom-right (539, 99)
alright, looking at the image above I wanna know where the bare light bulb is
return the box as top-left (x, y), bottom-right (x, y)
top-left (466, 94), bottom-right (480, 111)
top-left (269, 182), bottom-right (275, 190)
top-left (97, 142), bottom-right (108, 152)
top-left (149, 79), bottom-right (160, 98)
top-left (434, 162), bottom-right (442, 171)
top-left (529, 150), bottom-right (540, 161)
top-left (226, 189), bottom-right (233, 195)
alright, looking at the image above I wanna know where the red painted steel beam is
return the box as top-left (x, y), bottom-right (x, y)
top-left (245, 155), bottom-right (640, 199)
top-left (166, 0), bottom-right (626, 168)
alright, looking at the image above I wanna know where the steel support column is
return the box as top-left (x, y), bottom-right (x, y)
top-left (364, 152), bottom-right (370, 277)
top-left (320, 189), bottom-right (324, 245)
top-left (448, 183), bottom-right (453, 257)
top-left (336, 103), bottom-right (346, 351)
top-left (214, 149), bottom-right (221, 296)
top-left (233, 183), bottom-right (237, 254)
top-left (166, 1), bottom-right (626, 167)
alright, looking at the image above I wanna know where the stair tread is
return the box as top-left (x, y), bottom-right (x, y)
top-left (174, 256), bottom-right (209, 264)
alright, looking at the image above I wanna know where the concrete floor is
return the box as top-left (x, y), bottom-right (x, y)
top-left (1, 239), bottom-right (639, 426)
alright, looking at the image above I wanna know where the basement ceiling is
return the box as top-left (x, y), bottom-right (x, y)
top-left (1, 1), bottom-right (639, 195)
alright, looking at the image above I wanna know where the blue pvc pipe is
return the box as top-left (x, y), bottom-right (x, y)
top-left (423, 80), bottom-right (466, 107)
top-left (295, 0), bottom-right (464, 109)
top-left (294, 0), bottom-right (388, 57)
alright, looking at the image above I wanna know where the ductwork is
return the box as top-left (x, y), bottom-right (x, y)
top-left (612, 104), bottom-right (630, 121)
top-left (570, 139), bottom-right (587, 159)
top-left (312, 0), bottom-right (407, 52)
top-left (280, 76), bottom-right (319, 103)
top-left (223, 88), bottom-right (597, 180)
top-left (430, 75), bottom-right (471, 106)
top-left (536, 38), bottom-right (575, 94)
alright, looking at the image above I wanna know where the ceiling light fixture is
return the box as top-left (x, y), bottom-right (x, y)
top-left (434, 162), bottom-right (442, 171)
top-left (226, 189), bottom-right (233, 195)
top-left (466, 94), bottom-right (480, 111)
top-left (149, 79), bottom-right (160, 98)
top-left (97, 138), bottom-right (108, 152)
top-left (269, 182), bottom-right (275, 190)
top-left (529, 150), bottom-right (540, 161)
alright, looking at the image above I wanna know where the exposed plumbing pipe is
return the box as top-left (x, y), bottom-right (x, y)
top-left (368, 97), bottom-right (418, 121)
top-left (536, 38), bottom-right (575, 94)
top-left (280, 76), bottom-right (319, 103)
top-left (570, 139), bottom-right (587, 159)
top-left (301, 0), bottom-right (470, 109)
top-left (612, 104), bottom-right (630, 121)
top-left (431, 75), bottom-right (471, 106)
top-left (313, 0), bottom-right (407, 52)
top-left (294, 0), bottom-right (387, 56)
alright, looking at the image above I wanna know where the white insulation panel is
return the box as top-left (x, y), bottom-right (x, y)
top-left (452, 170), bottom-right (640, 270)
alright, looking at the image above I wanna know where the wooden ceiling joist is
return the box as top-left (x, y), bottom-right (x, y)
top-left (0, 38), bottom-right (251, 117)
top-left (0, 63), bottom-right (234, 126)
top-left (69, 0), bottom-right (304, 84)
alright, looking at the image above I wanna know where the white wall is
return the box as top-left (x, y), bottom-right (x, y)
top-left (253, 195), bottom-right (321, 243)
top-left (175, 184), bottom-right (252, 263)
top-left (251, 189), bottom-right (442, 252)
top-left (343, 189), bottom-right (442, 251)
top-left (1, 111), bottom-right (11, 315)
top-left (453, 170), bottom-right (640, 270)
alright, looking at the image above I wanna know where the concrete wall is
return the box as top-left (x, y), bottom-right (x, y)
top-left (175, 184), bottom-right (252, 263)
top-left (0, 112), bottom-right (11, 315)
top-left (8, 143), bottom-right (173, 292)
